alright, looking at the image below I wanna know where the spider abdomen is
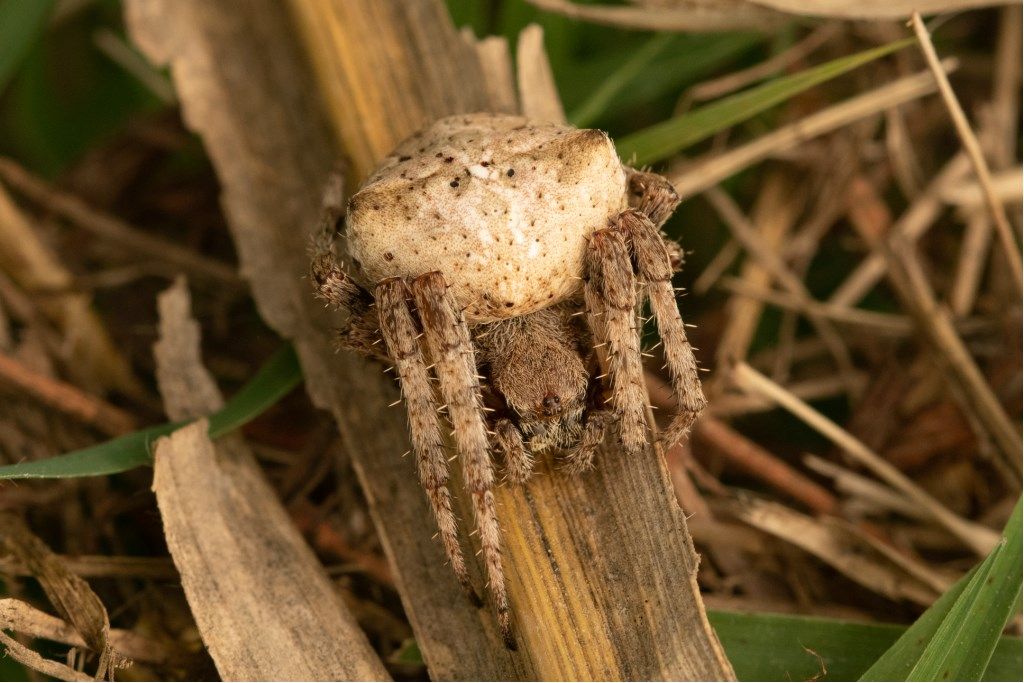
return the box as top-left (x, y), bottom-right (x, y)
top-left (346, 113), bottom-right (626, 323)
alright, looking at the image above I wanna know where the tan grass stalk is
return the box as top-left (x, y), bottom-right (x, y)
top-left (730, 361), bottom-right (1000, 556)
top-left (911, 12), bottom-right (1023, 293)
top-left (670, 63), bottom-right (952, 200)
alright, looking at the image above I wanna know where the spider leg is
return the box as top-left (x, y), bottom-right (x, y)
top-left (309, 171), bottom-right (387, 361)
top-left (625, 167), bottom-right (680, 228)
top-left (619, 209), bottom-right (708, 448)
top-left (411, 272), bottom-right (515, 650)
top-left (312, 250), bottom-right (386, 360)
top-left (562, 409), bottom-right (614, 475)
top-left (492, 418), bottom-right (533, 485)
top-left (375, 278), bottom-right (480, 608)
top-left (311, 251), bottom-right (369, 313)
top-left (584, 229), bottom-right (648, 453)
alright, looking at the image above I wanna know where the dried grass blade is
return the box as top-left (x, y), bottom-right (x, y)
top-left (910, 12), bottom-right (1023, 294)
top-left (705, 184), bottom-right (857, 386)
top-left (525, 0), bottom-right (783, 31)
top-left (0, 349), bottom-right (136, 436)
top-left (0, 630), bottom-right (92, 682)
top-left (0, 513), bottom-right (124, 678)
top-left (0, 159), bottom-right (239, 286)
top-left (747, 0), bottom-right (1017, 18)
top-left (828, 154), bottom-right (970, 308)
top-left (516, 25), bottom-right (566, 124)
top-left (728, 498), bottom-right (946, 605)
top-left (882, 228), bottom-right (1023, 480)
top-left (0, 185), bottom-right (137, 394)
top-left (730, 362), bottom-right (1000, 555)
top-left (669, 62), bottom-right (949, 200)
top-left (0, 598), bottom-right (174, 666)
top-left (150, 280), bottom-right (388, 681)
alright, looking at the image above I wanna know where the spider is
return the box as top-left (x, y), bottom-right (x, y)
top-left (310, 113), bottom-right (706, 649)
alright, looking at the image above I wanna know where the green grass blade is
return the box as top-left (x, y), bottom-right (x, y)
top-left (615, 37), bottom-right (914, 166)
top-left (568, 32), bottom-right (674, 128)
top-left (204, 344), bottom-right (303, 436)
top-left (907, 498), bottom-right (1022, 681)
top-left (0, 421), bottom-right (183, 479)
top-left (373, 610), bottom-right (1021, 680)
top-left (0, 0), bottom-right (56, 94)
top-left (709, 610), bottom-right (1022, 682)
top-left (559, 33), bottom-right (761, 126)
top-left (861, 498), bottom-right (1022, 681)
top-left (0, 344), bottom-right (302, 480)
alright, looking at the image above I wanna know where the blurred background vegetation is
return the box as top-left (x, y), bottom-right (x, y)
top-left (0, 0), bottom-right (1020, 680)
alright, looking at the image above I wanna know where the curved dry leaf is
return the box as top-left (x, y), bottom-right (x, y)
top-left (526, 0), bottom-right (784, 31)
top-left (0, 598), bottom-right (174, 666)
top-left (728, 497), bottom-right (950, 605)
top-left (0, 186), bottom-right (137, 394)
top-left (0, 630), bottom-right (92, 682)
top-left (516, 25), bottom-right (566, 123)
top-left (0, 513), bottom-right (124, 678)
top-left (747, 0), bottom-right (1017, 19)
top-left (149, 280), bottom-right (388, 681)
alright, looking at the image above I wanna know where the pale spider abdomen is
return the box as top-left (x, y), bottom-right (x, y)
top-left (346, 113), bottom-right (626, 323)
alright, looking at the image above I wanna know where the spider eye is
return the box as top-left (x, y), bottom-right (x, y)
top-left (541, 393), bottom-right (562, 416)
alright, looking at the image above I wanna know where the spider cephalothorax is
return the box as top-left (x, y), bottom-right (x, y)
top-left (311, 113), bottom-right (706, 649)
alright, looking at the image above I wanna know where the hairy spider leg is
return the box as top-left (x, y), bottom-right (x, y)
top-left (411, 272), bottom-right (515, 651)
top-left (625, 168), bottom-right (679, 228)
top-left (375, 279), bottom-right (480, 608)
top-left (310, 250), bottom-right (387, 361)
top-left (620, 208), bottom-right (708, 449)
top-left (584, 229), bottom-right (649, 453)
top-left (492, 417), bottom-right (533, 485)
top-left (563, 408), bottom-right (615, 474)
top-left (309, 170), bottom-right (388, 362)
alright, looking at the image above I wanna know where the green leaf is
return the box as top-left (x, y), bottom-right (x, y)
top-left (387, 638), bottom-right (423, 666)
top-left (0, 0), bottom-right (56, 95)
top-left (0, 345), bottom-right (302, 480)
top-left (559, 33), bottom-right (761, 131)
top-left (861, 498), bottom-right (1022, 681)
top-left (710, 610), bottom-right (1021, 682)
top-left (615, 37), bottom-right (915, 166)
top-left (568, 32), bottom-right (674, 128)
top-left (364, 609), bottom-right (1021, 680)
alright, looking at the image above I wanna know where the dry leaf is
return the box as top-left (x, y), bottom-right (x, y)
top-left (149, 280), bottom-right (387, 681)
top-left (0, 513), bottom-right (124, 678)
top-left (0, 186), bottom-right (136, 394)
top-left (0, 598), bottom-right (174, 666)
top-left (526, 0), bottom-right (784, 31)
top-left (747, 0), bottom-right (1016, 19)
top-left (516, 25), bottom-right (567, 123)
top-left (463, 31), bottom-right (519, 114)
top-left (0, 630), bottom-right (93, 682)
top-left (729, 497), bottom-right (952, 606)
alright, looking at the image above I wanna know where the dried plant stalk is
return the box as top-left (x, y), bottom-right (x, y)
top-left (151, 280), bottom-right (387, 681)
top-left (0, 186), bottom-right (137, 394)
top-left (747, 0), bottom-right (1016, 18)
top-left (910, 12), bottom-right (1023, 293)
top-left (526, 0), bottom-right (784, 31)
